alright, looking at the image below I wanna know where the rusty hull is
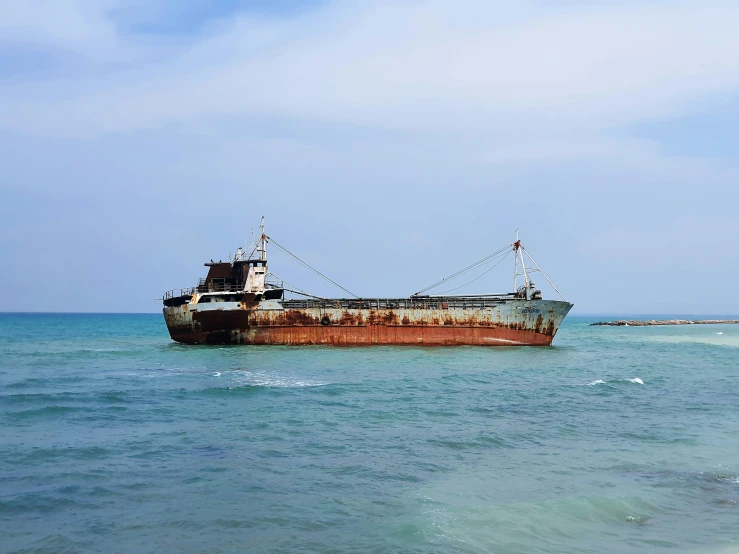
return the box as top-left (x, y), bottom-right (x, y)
top-left (163, 298), bottom-right (573, 346)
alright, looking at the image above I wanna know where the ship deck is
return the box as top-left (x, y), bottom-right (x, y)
top-left (163, 288), bottom-right (520, 310)
top-left (280, 295), bottom-right (518, 310)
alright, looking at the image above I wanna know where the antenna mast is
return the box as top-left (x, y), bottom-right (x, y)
top-left (513, 229), bottom-right (518, 292)
top-left (259, 216), bottom-right (266, 262)
top-left (512, 229), bottom-right (531, 295)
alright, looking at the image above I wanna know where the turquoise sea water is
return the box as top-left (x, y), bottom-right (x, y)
top-left (1, 314), bottom-right (738, 554)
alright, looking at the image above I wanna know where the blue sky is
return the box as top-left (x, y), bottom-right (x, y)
top-left (1, 0), bottom-right (738, 314)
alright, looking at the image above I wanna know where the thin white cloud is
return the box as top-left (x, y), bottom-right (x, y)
top-left (1, 0), bottom-right (739, 140)
top-left (0, 0), bottom-right (118, 50)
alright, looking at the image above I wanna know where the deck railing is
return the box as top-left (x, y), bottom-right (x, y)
top-left (163, 289), bottom-right (514, 310)
top-left (165, 278), bottom-right (285, 300)
top-left (163, 288), bottom-right (196, 301)
top-left (280, 297), bottom-right (510, 310)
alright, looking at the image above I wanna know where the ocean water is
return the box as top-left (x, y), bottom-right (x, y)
top-left (1, 314), bottom-right (738, 554)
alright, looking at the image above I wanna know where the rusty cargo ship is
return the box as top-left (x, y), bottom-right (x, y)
top-left (162, 219), bottom-right (573, 346)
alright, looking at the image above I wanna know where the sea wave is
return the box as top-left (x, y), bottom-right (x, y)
top-left (5, 405), bottom-right (82, 420)
top-left (12, 347), bottom-right (143, 358)
top-left (228, 378), bottom-right (328, 389)
top-left (585, 377), bottom-right (644, 386)
top-left (646, 335), bottom-right (739, 348)
top-left (418, 493), bottom-right (663, 552)
top-left (199, 371), bottom-right (328, 392)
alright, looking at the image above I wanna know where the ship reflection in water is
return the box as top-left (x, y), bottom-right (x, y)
top-left (162, 218), bottom-right (572, 346)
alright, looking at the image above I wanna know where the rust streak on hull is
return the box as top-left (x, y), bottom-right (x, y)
top-left (163, 299), bottom-right (573, 346)
top-left (167, 324), bottom-right (555, 346)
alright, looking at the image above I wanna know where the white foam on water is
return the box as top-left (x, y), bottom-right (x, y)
top-left (583, 377), bottom-right (644, 386)
top-left (646, 335), bottom-right (739, 347)
top-left (687, 547), bottom-right (739, 554)
top-left (229, 370), bottom-right (327, 389)
top-left (249, 377), bottom-right (327, 388)
top-left (212, 372), bottom-right (221, 377)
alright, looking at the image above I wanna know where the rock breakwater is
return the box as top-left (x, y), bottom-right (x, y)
top-left (591, 319), bottom-right (739, 326)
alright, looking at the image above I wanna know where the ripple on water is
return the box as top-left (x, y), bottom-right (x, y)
top-left (4, 406), bottom-right (90, 426)
top-left (416, 493), bottom-right (664, 552)
top-left (10, 533), bottom-right (92, 554)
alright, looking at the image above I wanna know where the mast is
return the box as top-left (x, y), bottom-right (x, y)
top-left (513, 229), bottom-right (519, 292)
top-left (518, 243), bottom-right (529, 290)
top-left (259, 216), bottom-right (267, 262)
top-left (243, 216), bottom-right (268, 293)
top-left (512, 230), bottom-right (530, 297)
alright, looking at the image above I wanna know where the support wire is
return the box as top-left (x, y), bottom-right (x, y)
top-left (267, 236), bottom-right (359, 299)
top-left (412, 243), bottom-right (513, 296)
top-left (268, 272), bottom-right (324, 300)
top-left (437, 251), bottom-right (513, 294)
top-left (522, 247), bottom-right (568, 302)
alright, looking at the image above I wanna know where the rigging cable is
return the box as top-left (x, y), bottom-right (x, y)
top-left (231, 235), bottom-right (261, 262)
top-left (282, 288), bottom-right (326, 300)
top-left (268, 272), bottom-right (324, 300)
top-left (412, 243), bottom-right (513, 296)
top-left (266, 236), bottom-right (359, 299)
top-left (521, 247), bottom-right (568, 302)
top-left (436, 250), bottom-right (513, 294)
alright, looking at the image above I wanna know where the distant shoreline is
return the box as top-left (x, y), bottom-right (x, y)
top-left (591, 319), bottom-right (739, 327)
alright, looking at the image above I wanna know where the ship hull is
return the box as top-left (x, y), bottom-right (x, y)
top-left (163, 298), bottom-right (573, 346)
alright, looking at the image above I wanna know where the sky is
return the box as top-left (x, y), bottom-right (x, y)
top-left (1, 0), bottom-right (738, 315)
